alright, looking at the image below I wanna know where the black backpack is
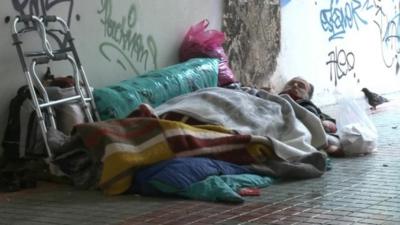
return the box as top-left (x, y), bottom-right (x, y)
top-left (2, 85), bottom-right (46, 160)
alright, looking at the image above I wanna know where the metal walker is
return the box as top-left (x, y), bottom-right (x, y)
top-left (11, 15), bottom-right (99, 160)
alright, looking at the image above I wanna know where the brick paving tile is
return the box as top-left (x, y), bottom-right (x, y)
top-left (305, 208), bottom-right (330, 214)
top-left (336, 216), bottom-right (366, 223)
top-left (304, 217), bottom-right (331, 224)
top-left (240, 210), bottom-right (272, 218)
top-left (249, 216), bottom-right (283, 224)
top-left (121, 222), bottom-right (153, 225)
top-left (189, 217), bottom-right (226, 224)
top-left (189, 223), bottom-right (217, 225)
top-left (360, 218), bottom-right (396, 225)
top-left (313, 214), bottom-right (340, 220)
top-left (292, 223), bottom-right (319, 225)
top-left (268, 220), bottom-right (293, 225)
top-left (281, 215), bottom-right (309, 223)
top-left (324, 221), bottom-right (354, 225)
top-left (382, 221), bottom-right (400, 225)
top-left (350, 212), bottom-right (380, 219)
top-left (352, 223), bottom-right (381, 225)
top-left (324, 209), bottom-right (352, 216)
top-left (370, 210), bottom-right (400, 217)
top-left (226, 214), bottom-right (258, 222)
top-left (213, 211), bottom-right (241, 218)
top-left (293, 211), bottom-right (319, 218)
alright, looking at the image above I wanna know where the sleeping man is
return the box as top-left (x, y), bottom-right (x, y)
top-left (279, 77), bottom-right (344, 157)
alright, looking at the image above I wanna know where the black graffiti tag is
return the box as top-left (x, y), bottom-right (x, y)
top-left (12, 0), bottom-right (74, 26)
top-left (11, 0), bottom-right (75, 49)
top-left (326, 47), bottom-right (357, 86)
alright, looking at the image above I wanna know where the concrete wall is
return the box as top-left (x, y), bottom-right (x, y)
top-left (276, 0), bottom-right (400, 106)
top-left (223, 0), bottom-right (280, 89)
top-left (0, 0), bottom-right (223, 155)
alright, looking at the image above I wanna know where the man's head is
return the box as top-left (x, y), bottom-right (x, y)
top-left (280, 77), bottom-right (314, 100)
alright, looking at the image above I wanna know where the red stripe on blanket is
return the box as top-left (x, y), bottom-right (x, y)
top-left (75, 118), bottom-right (161, 149)
top-left (167, 134), bottom-right (264, 164)
top-left (167, 134), bottom-right (251, 153)
top-left (160, 112), bottom-right (207, 125)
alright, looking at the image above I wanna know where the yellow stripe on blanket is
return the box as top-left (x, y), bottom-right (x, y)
top-left (159, 119), bottom-right (234, 135)
top-left (100, 141), bottom-right (173, 195)
top-left (247, 136), bottom-right (278, 161)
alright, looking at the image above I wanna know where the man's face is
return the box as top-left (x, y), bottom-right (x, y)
top-left (281, 78), bottom-right (311, 100)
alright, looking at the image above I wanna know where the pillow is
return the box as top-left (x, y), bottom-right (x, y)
top-left (94, 58), bottom-right (219, 120)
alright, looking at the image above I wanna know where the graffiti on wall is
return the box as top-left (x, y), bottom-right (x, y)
top-left (320, 0), bottom-right (373, 41)
top-left (318, 0), bottom-right (400, 77)
top-left (372, 1), bottom-right (400, 74)
top-left (12, 0), bottom-right (74, 26)
top-left (97, 0), bottom-right (158, 75)
top-left (11, 0), bottom-right (75, 48)
top-left (326, 47), bottom-right (358, 86)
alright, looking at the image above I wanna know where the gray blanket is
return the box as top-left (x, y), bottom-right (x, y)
top-left (155, 87), bottom-right (327, 162)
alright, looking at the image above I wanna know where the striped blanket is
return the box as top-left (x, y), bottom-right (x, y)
top-left (74, 117), bottom-right (277, 195)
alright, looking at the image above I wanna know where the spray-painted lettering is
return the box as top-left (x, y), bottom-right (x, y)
top-left (326, 47), bottom-right (357, 86)
top-left (373, 1), bottom-right (400, 74)
top-left (98, 0), bottom-right (158, 74)
top-left (320, 0), bottom-right (372, 41)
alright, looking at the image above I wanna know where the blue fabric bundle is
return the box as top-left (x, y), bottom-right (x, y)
top-left (132, 157), bottom-right (274, 202)
top-left (93, 58), bottom-right (219, 120)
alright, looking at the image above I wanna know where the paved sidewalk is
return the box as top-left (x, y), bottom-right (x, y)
top-left (0, 94), bottom-right (399, 225)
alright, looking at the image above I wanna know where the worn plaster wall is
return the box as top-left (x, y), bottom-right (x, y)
top-left (222, 0), bottom-right (281, 89)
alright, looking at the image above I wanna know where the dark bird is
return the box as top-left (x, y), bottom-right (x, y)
top-left (361, 88), bottom-right (389, 110)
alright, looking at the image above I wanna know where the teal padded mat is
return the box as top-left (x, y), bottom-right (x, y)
top-left (94, 58), bottom-right (219, 120)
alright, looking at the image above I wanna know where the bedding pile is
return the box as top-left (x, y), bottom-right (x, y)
top-left (52, 87), bottom-right (328, 202)
top-left (73, 116), bottom-right (277, 195)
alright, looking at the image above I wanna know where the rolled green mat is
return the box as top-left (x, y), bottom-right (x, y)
top-left (94, 58), bottom-right (219, 120)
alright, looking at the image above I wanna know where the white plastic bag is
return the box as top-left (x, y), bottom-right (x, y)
top-left (336, 96), bottom-right (378, 156)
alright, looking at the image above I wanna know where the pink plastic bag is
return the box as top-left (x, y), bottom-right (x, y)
top-left (179, 20), bottom-right (236, 86)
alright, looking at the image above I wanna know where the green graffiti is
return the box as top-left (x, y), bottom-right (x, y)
top-left (99, 42), bottom-right (140, 75)
top-left (97, 0), bottom-right (158, 73)
top-left (147, 36), bottom-right (158, 70)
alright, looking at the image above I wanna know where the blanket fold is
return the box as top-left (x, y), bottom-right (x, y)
top-left (74, 118), bottom-right (279, 195)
